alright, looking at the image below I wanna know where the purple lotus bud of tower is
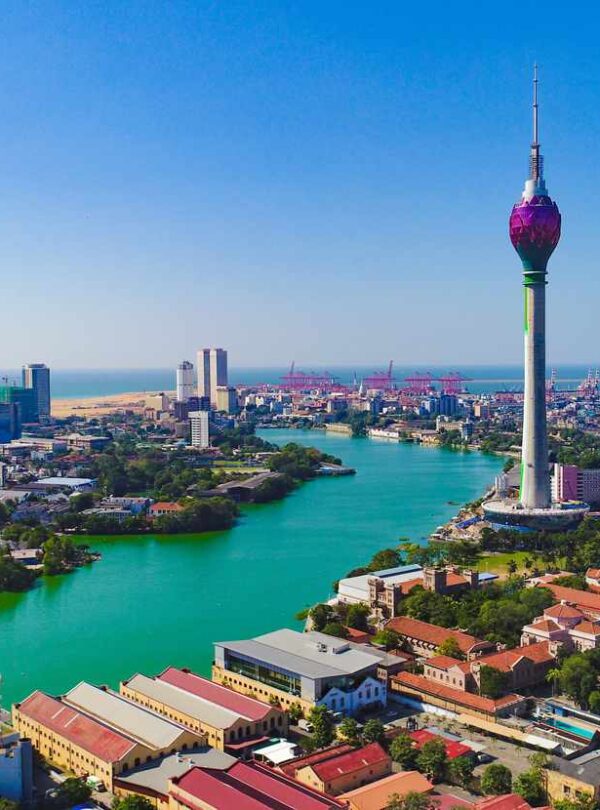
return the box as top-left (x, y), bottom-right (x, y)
top-left (509, 195), bottom-right (561, 276)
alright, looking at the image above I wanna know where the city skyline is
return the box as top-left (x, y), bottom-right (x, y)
top-left (2, 3), bottom-right (600, 367)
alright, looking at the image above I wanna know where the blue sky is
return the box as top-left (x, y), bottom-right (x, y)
top-left (1, 1), bottom-right (599, 368)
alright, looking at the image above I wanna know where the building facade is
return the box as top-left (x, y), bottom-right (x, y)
top-left (197, 349), bottom-right (227, 408)
top-left (176, 361), bottom-right (194, 403)
top-left (22, 364), bottom-right (51, 420)
top-left (213, 629), bottom-right (389, 716)
top-left (189, 410), bottom-right (210, 449)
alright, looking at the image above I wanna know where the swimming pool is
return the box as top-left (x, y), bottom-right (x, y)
top-left (543, 717), bottom-right (595, 740)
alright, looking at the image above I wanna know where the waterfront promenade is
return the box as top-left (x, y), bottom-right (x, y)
top-left (0, 430), bottom-right (502, 708)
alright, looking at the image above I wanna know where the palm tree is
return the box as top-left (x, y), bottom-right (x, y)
top-left (546, 667), bottom-right (562, 697)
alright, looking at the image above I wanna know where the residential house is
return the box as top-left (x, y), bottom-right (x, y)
top-left (293, 742), bottom-right (391, 796)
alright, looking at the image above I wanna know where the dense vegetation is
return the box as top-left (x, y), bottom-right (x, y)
top-left (552, 428), bottom-right (600, 470)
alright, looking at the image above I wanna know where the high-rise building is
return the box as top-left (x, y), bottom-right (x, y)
top-left (0, 403), bottom-right (21, 442)
top-left (189, 410), bottom-right (210, 449)
top-left (22, 364), bottom-right (51, 421)
top-left (176, 361), bottom-right (195, 402)
top-left (215, 385), bottom-right (238, 414)
top-left (0, 386), bottom-right (37, 424)
top-left (483, 69), bottom-right (588, 531)
top-left (197, 348), bottom-right (228, 408)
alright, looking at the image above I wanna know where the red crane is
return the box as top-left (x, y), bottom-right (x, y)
top-left (363, 361), bottom-right (396, 390)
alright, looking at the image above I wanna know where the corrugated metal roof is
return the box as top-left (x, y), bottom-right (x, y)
top-left (64, 683), bottom-right (188, 751)
top-left (126, 674), bottom-right (246, 730)
top-left (17, 691), bottom-right (136, 763)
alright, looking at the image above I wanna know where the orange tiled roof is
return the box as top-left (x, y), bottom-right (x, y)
top-left (586, 568), bottom-right (600, 580)
top-left (426, 655), bottom-right (466, 670)
top-left (339, 770), bottom-right (432, 810)
top-left (544, 602), bottom-right (583, 620)
top-left (526, 619), bottom-right (562, 633)
top-left (392, 671), bottom-right (523, 714)
top-left (546, 585), bottom-right (600, 615)
top-left (571, 620), bottom-right (600, 637)
top-left (476, 642), bottom-right (554, 672)
top-left (386, 616), bottom-right (491, 654)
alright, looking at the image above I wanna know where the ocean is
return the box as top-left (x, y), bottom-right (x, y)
top-left (1, 364), bottom-right (597, 399)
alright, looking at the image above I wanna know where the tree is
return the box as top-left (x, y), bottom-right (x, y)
top-left (436, 636), bottom-right (464, 660)
top-left (554, 797), bottom-right (599, 810)
top-left (390, 732), bottom-right (418, 769)
top-left (370, 548), bottom-right (402, 571)
top-left (310, 603), bottom-right (334, 632)
top-left (448, 755), bottom-right (475, 788)
top-left (288, 702), bottom-right (303, 724)
top-left (346, 603), bottom-right (370, 631)
top-left (112, 797), bottom-right (155, 810)
top-left (513, 769), bottom-right (546, 807)
top-left (308, 705), bottom-right (335, 749)
top-left (0, 800), bottom-right (19, 810)
top-left (589, 691), bottom-right (600, 714)
top-left (362, 718), bottom-right (385, 745)
top-left (481, 763), bottom-right (513, 796)
top-left (386, 793), bottom-right (437, 810)
top-left (322, 622), bottom-right (349, 638)
top-left (338, 717), bottom-right (361, 746)
top-left (373, 629), bottom-right (401, 650)
top-left (557, 654), bottom-right (598, 707)
top-left (479, 665), bottom-right (509, 699)
top-left (416, 738), bottom-right (448, 782)
top-left (507, 559), bottom-right (518, 574)
top-left (53, 777), bottom-right (92, 808)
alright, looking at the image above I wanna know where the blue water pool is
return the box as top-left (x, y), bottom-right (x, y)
top-left (543, 717), bottom-right (595, 740)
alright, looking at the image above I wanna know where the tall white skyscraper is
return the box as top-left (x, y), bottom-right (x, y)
top-left (197, 348), bottom-right (228, 407)
top-left (176, 360), bottom-right (195, 402)
top-left (189, 410), bottom-right (210, 449)
top-left (22, 363), bottom-right (51, 421)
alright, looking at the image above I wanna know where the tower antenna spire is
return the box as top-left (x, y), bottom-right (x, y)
top-left (530, 63), bottom-right (542, 183)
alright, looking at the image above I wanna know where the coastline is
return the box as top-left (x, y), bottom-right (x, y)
top-left (51, 390), bottom-right (163, 418)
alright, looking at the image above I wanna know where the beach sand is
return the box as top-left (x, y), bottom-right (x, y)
top-left (51, 391), bottom-right (159, 418)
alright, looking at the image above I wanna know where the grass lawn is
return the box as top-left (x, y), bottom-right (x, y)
top-left (477, 550), bottom-right (552, 576)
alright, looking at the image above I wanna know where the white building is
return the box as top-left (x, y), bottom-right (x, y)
top-left (337, 564), bottom-right (423, 605)
top-left (197, 348), bottom-right (228, 407)
top-left (176, 361), bottom-right (195, 402)
top-left (189, 410), bottom-right (210, 449)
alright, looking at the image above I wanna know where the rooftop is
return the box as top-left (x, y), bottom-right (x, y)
top-left (280, 744), bottom-right (355, 779)
top-left (339, 770), bottom-right (432, 810)
top-left (171, 760), bottom-right (343, 809)
top-left (393, 672), bottom-right (524, 714)
top-left (217, 629), bottom-right (391, 680)
top-left (158, 667), bottom-right (272, 721)
top-left (549, 749), bottom-right (600, 784)
top-left (17, 691), bottom-right (135, 762)
top-left (386, 616), bottom-right (492, 655)
top-left (115, 748), bottom-right (235, 797)
top-left (409, 730), bottom-right (472, 760)
top-left (308, 742), bottom-right (389, 782)
top-left (64, 682), bottom-right (188, 750)
top-left (475, 642), bottom-right (554, 672)
top-left (545, 584), bottom-right (600, 616)
top-left (544, 602), bottom-right (583, 620)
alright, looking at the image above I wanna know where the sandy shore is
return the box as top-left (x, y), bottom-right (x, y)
top-left (51, 391), bottom-right (163, 418)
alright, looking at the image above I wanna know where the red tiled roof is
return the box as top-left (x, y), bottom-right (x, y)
top-left (339, 771), bottom-right (433, 809)
top-left (426, 656), bottom-right (466, 671)
top-left (586, 568), bottom-right (600, 580)
top-left (158, 667), bottom-right (271, 721)
top-left (544, 602), bottom-right (583, 620)
top-left (398, 578), bottom-right (424, 595)
top-left (150, 502), bottom-right (184, 512)
top-left (386, 617), bottom-right (491, 654)
top-left (571, 620), bottom-right (600, 636)
top-left (526, 619), bottom-right (562, 633)
top-left (546, 585), bottom-right (600, 616)
top-left (409, 730), bottom-right (472, 760)
top-left (280, 745), bottom-right (355, 778)
top-left (17, 691), bottom-right (135, 763)
top-left (172, 761), bottom-right (344, 809)
top-left (476, 642), bottom-right (554, 672)
top-left (310, 742), bottom-right (389, 782)
top-left (392, 672), bottom-right (523, 714)
top-left (477, 795), bottom-right (540, 810)
top-left (343, 627), bottom-right (371, 642)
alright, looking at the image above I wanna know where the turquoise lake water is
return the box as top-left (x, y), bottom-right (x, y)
top-left (0, 430), bottom-right (503, 708)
